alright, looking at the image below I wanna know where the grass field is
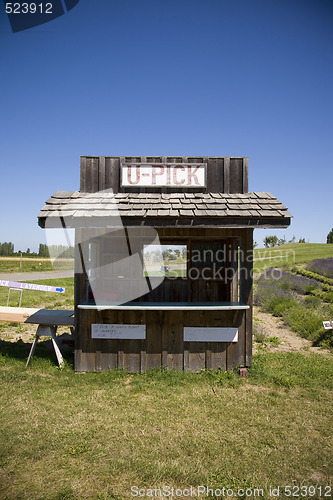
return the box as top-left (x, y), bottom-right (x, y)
top-left (1, 244), bottom-right (332, 276)
top-left (0, 249), bottom-right (333, 499)
top-left (253, 243), bottom-right (333, 272)
top-left (0, 348), bottom-right (332, 500)
top-left (0, 258), bottom-right (74, 273)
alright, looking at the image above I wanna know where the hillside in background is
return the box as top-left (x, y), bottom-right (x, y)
top-left (253, 243), bottom-right (333, 272)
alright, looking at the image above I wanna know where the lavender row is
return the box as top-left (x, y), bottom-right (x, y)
top-left (256, 268), bottom-right (319, 295)
top-left (306, 257), bottom-right (333, 279)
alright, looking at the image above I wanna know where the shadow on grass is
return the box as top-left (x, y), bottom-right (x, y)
top-left (0, 336), bottom-right (74, 369)
top-left (312, 329), bottom-right (333, 350)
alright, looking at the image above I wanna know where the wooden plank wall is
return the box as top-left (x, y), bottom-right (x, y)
top-left (74, 227), bottom-right (253, 373)
top-left (75, 308), bottom-right (246, 373)
top-left (80, 156), bottom-right (248, 194)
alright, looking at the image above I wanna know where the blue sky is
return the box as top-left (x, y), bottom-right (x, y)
top-left (0, 0), bottom-right (332, 252)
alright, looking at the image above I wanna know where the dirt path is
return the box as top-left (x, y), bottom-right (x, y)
top-left (0, 270), bottom-right (74, 280)
top-left (253, 306), bottom-right (332, 356)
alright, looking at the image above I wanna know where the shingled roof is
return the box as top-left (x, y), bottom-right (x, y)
top-left (38, 190), bottom-right (292, 228)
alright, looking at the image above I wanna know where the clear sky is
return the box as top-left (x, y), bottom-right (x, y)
top-left (0, 0), bottom-right (332, 252)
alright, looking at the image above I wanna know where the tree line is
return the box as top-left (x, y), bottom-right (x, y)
top-left (263, 229), bottom-right (333, 248)
top-left (39, 244), bottom-right (75, 258)
top-left (0, 242), bottom-right (75, 258)
top-left (263, 235), bottom-right (306, 248)
top-left (0, 242), bottom-right (15, 256)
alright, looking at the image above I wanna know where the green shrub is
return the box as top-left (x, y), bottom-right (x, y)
top-left (303, 295), bottom-right (321, 308)
top-left (270, 297), bottom-right (295, 317)
top-left (283, 304), bottom-right (323, 341)
top-left (255, 265), bottom-right (333, 350)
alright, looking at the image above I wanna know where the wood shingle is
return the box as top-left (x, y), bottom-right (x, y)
top-left (38, 191), bottom-right (292, 229)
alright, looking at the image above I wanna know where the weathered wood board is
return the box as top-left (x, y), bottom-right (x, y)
top-left (0, 307), bottom-right (74, 326)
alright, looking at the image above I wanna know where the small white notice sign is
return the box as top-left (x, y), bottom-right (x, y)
top-left (322, 320), bottom-right (333, 330)
top-left (184, 327), bottom-right (238, 342)
top-left (92, 324), bottom-right (146, 339)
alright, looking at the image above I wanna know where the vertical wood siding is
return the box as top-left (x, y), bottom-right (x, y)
top-left (80, 156), bottom-right (248, 194)
top-left (74, 227), bottom-right (253, 373)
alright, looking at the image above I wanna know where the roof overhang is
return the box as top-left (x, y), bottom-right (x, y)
top-left (38, 215), bottom-right (291, 229)
top-left (38, 190), bottom-right (292, 230)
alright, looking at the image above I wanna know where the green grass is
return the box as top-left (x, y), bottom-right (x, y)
top-left (0, 348), bottom-right (332, 500)
top-left (0, 258), bottom-right (54, 273)
top-left (253, 243), bottom-right (333, 272)
top-left (0, 258), bottom-right (74, 273)
top-left (253, 325), bottom-right (281, 346)
top-left (0, 253), bottom-right (332, 498)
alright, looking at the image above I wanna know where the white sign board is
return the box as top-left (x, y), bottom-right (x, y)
top-left (322, 320), bottom-right (333, 330)
top-left (184, 327), bottom-right (238, 342)
top-left (92, 324), bottom-right (146, 339)
top-left (121, 163), bottom-right (206, 188)
top-left (0, 280), bottom-right (65, 293)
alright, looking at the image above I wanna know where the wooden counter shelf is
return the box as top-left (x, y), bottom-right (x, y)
top-left (77, 302), bottom-right (250, 311)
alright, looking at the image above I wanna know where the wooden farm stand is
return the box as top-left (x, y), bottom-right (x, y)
top-left (38, 156), bottom-right (291, 373)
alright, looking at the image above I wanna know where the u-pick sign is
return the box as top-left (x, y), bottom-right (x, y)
top-left (322, 320), bottom-right (333, 330)
top-left (0, 280), bottom-right (65, 294)
top-left (121, 163), bottom-right (206, 188)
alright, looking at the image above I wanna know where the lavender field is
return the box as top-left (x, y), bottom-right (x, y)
top-left (254, 259), bottom-right (333, 350)
top-left (307, 257), bottom-right (333, 279)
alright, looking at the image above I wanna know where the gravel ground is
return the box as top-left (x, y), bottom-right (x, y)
top-left (253, 306), bottom-right (332, 357)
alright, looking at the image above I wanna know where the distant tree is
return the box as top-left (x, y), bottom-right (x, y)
top-left (253, 241), bottom-right (258, 249)
top-left (47, 245), bottom-right (75, 259)
top-left (278, 237), bottom-right (286, 246)
top-left (288, 235), bottom-right (296, 244)
top-left (144, 251), bottom-right (151, 262)
top-left (38, 243), bottom-right (50, 257)
top-left (298, 238), bottom-right (305, 243)
top-left (174, 249), bottom-right (181, 259)
top-left (152, 250), bottom-right (162, 263)
top-left (327, 228), bottom-right (333, 244)
top-left (0, 242), bottom-right (14, 256)
top-left (264, 235), bottom-right (279, 248)
top-left (162, 250), bottom-right (171, 261)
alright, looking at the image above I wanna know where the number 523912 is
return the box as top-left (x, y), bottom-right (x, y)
top-left (5, 3), bottom-right (53, 14)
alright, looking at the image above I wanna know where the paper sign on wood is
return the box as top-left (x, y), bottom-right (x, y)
top-left (183, 327), bottom-right (238, 342)
top-left (92, 324), bottom-right (146, 339)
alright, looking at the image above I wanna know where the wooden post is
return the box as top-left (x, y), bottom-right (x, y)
top-left (240, 228), bottom-right (253, 367)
